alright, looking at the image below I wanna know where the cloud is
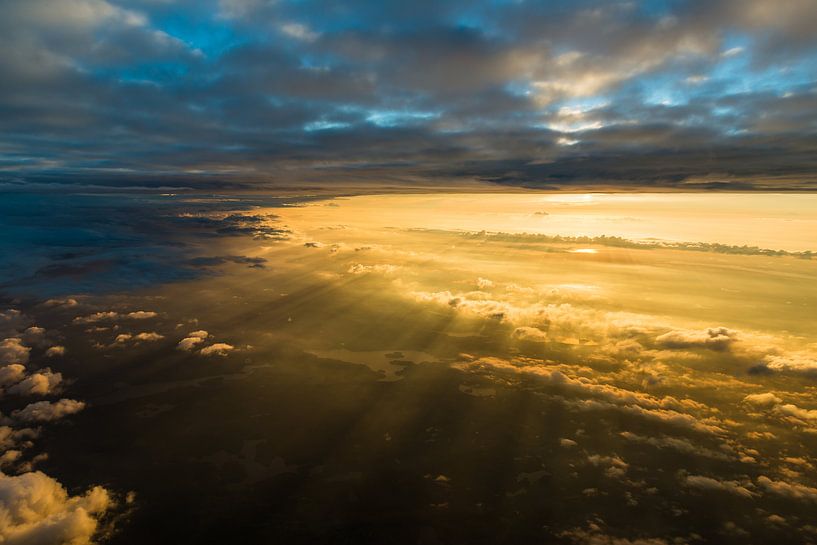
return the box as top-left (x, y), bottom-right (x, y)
top-left (43, 298), bottom-right (79, 308)
top-left (559, 525), bottom-right (675, 545)
top-left (127, 311), bottom-right (158, 320)
top-left (743, 392), bottom-right (783, 408)
top-left (654, 327), bottom-right (738, 350)
top-left (740, 392), bottom-right (817, 432)
top-left (587, 454), bottom-right (629, 479)
top-left (45, 346), bottom-right (66, 357)
top-left (0, 310), bottom-right (29, 337)
top-left (73, 310), bottom-right (158, 324)
top-left (0, 339), bottom-right (30, 365)
top-left (0, 470), bottom-right (112, 545)
top-left (511, 327), bottom-right (549, 343)
top-left (1, 0), bottom-right (816, 189)
top-left (0, 426), bottom-right (38, 452)
top-left (762, 352), bottom-right (817, 375)
top-left (12, 399), bottom-right (86, 423)
top-left (456, 356), bottom-right (726, 435)
top-left (347, 264), bottom-right (400, 275)
top-left (756, 476), bottom-right (817, 502)
top-left (0, 365), bottom-right (27, 388)
top-left (134, 332), bottom-right (163, 342)
top-left (7, 370), bottom-right (63, 397)
top-left (619, 432), bottom-right (735, 462)
top-left (177, 330), bottom-right (209, 351)
top-left (199, 343), bottom-right (235, 357)
top-left (681, 474), bottom-right (755, 499)
top-left (112, 332), bottom-right (165, 347)
top-left (773, 404), bottom-right (817, 423)
top-left (475, 277), bottom-right (493, 289)
top-left (187, 255), bottom-right (267, 269)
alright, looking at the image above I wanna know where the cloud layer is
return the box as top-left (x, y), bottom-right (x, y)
top-left (1, 0), bottom-right (816, 188)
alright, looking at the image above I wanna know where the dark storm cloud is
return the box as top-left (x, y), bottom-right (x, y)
top-left (1, 0), bottom-right (816, 188)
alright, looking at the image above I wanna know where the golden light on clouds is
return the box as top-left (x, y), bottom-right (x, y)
top-left (4, 191), bottom-right (817, 544)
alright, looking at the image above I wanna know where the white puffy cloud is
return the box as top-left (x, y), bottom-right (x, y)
top-left (756, 476), bottom-right (817, 502)
top-left (7, 370), bottom-right (63, 397)
top-left (43, 298), bottom-right (79, 308)
top-left (12, 399), bottom-right (86, 423)
top-left (0, 339), bottom-right (30, 365)
top-left (0, 310), bottom-right (29, 337)
top-left (587, 454), bottom-right (629, 479)
top-left (347, 264), bottom-right (400, 275)
top-left (45, 346), bottom-right (66, 358)
top-left (73, 311), bottom-right (158, 324)
top-left (654, 327), bottom-right (737, 350)
top-left (23, 327), bottom-right (45, 339)
top-left (72, 312), bottom-right (119, 324)
top-left (126, 311), bottom-right (158, 320)
top-left (559, 525), bottom-right (673, 545)
top-left (742, 393), bottom-right (817, 432)
top-left (0, 426), bottom-right (39, 452)
top-left (0, 365), bottom-right (27, 388)
top-left (134, 332), bottom-right (163, 342)
top-left (773, 404), bottom-right (817, 423)
top-left (177, 330), bottom-right (209, 351)
top-left (0, 470), bottom-right (112, 545)
top-left (620, 432), bottom-right (735, 462)
top-left (763, 351), bottom-right (817, 374)
top-left (113, 332), bottom-right (164, 347)
top-left (475, 277), bottom-right (494, 289)
top-left (682, 474), bottom-right (755, 499)
top-left (200, 343), bottom-right (235, 357)
top-left (512, 326), bottom-right (549, 342)
top-left (743, 392), bottom-right (783, 408)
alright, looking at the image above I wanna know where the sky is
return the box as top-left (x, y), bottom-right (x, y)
top-left (2, 0), bottom-right (817, 190)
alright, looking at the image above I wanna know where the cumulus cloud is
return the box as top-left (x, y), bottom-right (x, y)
top-left (347, 264), bottom-right (400, 275)
top-left (762, 351), bottom-right (817, 375)
top-left (654, 327), bottom-right (737, 350)
top-left (0, 339), bottom-right (30, 365)
top-left (512, 326), bottom-right (549, 343)
top-left (177, 330), bottom-right (209, 351)
top-left (199, 343), bottom-right (235, 357)
top-left (0, 426), bottom-right (38, 452)
top-left (12, 399), bottom-right (86, 423)
top-left (73, 311), bottom-right (158, 324)
top-left (773, 404), bottom-right (817, 423)
top-left (475, 277), bottom-right (494, 289)
top-left (756, 476), bottom-right (817, 502)
top-left (681, 474), bottom-right (755, 499)
top-left (743, 392), bottom-right (783, 408)
top-left (112, 332), bottom-right (164, 347)
top-left (559, 525), bottom-right (674, 545)
top-left (587, 454), bottom-right (629, 479)
top-left (741, 392), bottom-right (817, 432)
top-left (45, 346), bottom-right (66, 357)
top-left (134, 332), bottom-right (163, 342)
top-left (620, 432), bottom-right (734, 462)
top-left (43, 298), bottom-right (79, 308)
top-left (0, 365), bottom-right (27, 388)
top-left (457, 356), bottom-right (726, 435)
top-left (0, 470), bottom-right (113, 545)
top-left (0, 310), bottom-right (29, 337)
top-left (127, 311), bottom-right (158, 320)
top-left (7, 370), bottom-right (62, 397)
